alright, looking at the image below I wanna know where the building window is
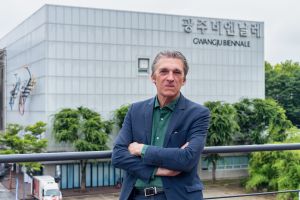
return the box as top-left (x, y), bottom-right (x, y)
top-left (201, 155), bottom-right (249, 170)
top-left (138, 58), bottom-right (150, 73)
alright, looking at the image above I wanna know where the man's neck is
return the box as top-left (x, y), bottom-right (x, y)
top-left (157, 93), bottom-right (180, 108)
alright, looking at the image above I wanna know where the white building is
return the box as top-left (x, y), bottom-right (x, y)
top-left (0, 4), bottom-right (264, 188)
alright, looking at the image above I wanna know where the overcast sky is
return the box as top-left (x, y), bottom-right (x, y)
top-left (0, 0), bottom-right (299, 64)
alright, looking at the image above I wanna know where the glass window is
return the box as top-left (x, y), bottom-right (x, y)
top-left (64, 7), bottom-right (72, 24)
top-left (67, 164), bottom-right (74, 189)
top-left (45, 189), bottom-right (60, 196)
top-left (88, 27), bottom-right (95, 43)
top-left (72, 43), bottom-right (80, 59)
top-left (74, 164), bottom-right (80, 188)
top-left (48, 42), bottom-right (56, 58)
top-left (95, 10), bottom-right (102, 26)
top-left (98, 163), bottom-right (104, 186)
top-left (87, 9), bottom-right (95, 26)
top-left (117, 12), bottom-right (125, 28)
top-left (102, 10), bottom-right (110, 27)
top-left (138, 58), bottom-right (149, 73)
top-left (79, 8), bottom-right (87, 25)
top-left (48, 6), bottom-right (56, 23)
top-left (103, 162), bottom-right (109, 186)
top-left (48, 24), bottom-right (56, 41)
top-left (110, 11), bottom-right (117, 27)
top-left (79, 44), bottom-right (87, 60)
top-left (72, 8), bottom-right (80, 24)
top-left (72, 26), bottom-right (80, 42)
top-left (61, 165), bottom-right (67, 189)
top-left (92, 164), bottom-right (98, 187)
top-left (56, 7), bottom-right (64, 24)
top-left (138, 13), bottom-right (146, 29)
top-left (109, 162), bottom-right (115, 186)
top-left (56, 24), bottom-right (64, 41)
top-left (79, 26), bottom-right (88, 43)
top-left (95, 28), bottom-right (103, 43)
top-left (85, 163), bottom-right (91, 187)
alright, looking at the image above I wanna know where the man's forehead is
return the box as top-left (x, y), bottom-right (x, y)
top-left (156, 57), bottom-right (184, 69)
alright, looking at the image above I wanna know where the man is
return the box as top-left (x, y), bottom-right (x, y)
top-left (112, 50), bottom-right (210, 200)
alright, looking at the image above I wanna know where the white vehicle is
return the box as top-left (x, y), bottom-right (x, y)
top-left (32, 175), bottom-right (62, 200)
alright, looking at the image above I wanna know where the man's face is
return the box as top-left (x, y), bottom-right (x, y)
top-left (151, 57), bottom-right (186, 101)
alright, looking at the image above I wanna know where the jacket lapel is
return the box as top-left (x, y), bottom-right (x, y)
top-left (163, 94), bottom-right (186, 147)
top-left (144, 98), bottom-right (155, 144)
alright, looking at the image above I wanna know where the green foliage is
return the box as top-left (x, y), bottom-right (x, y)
top-left (25, 121), bottom-right (47, 138)
top-left (246, 129), bottom-right (300, 200)
top-left (0, 122), bottom-right (47, 154)
top-left (0, 121), bottom-right (47, 173)
top-left (52, 107), bottom-right (113, 190)
top-left (204, 101), bottom-right (239, 182)
top-left (114, 104), bottom-right (130, 129)
top-left (233, 98), bottom-right (292, 144)
top-left (265, 60), bottom-right (300, 127)
top-left (204, 101), bottom-right (239, 146)
top-left (53, 108), bottom-right (80, 143)
top-left (203, 99), bottom-right (292, 183)
top-left (52, 107), bottom-right (112, 151)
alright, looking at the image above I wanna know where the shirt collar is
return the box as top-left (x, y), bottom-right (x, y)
top-left (154, 95), bottom-right (179, 111)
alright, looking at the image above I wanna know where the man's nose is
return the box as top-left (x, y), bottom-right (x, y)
top-left (166, 72), bottom-right (175, 81)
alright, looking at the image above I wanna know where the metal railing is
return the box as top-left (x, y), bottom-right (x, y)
top-left (1, 143), bottom-right (300, 199)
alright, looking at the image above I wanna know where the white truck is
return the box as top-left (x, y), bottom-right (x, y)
top-left (32, 175), bottom-right (62, 200)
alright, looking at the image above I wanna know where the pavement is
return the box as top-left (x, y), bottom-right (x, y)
top-left (0, 182), bottom-right (14, 200)
top-left (1, 174), bottom-right (275, 200)
top-left (63, 179), bottom-right (275, 200)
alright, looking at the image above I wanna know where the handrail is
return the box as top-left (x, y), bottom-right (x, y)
top-left (1, 143), bottom-right (300, 163)
top-left (1, 143), bottom-right (300, 199)
top-left (204, 189), bottom-right (300, 199)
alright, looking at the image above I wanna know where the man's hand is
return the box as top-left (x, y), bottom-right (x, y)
top-left (181, 142), bottom-right (189, 149)
top-left (128, 142), bottom-right (144, 156)
top-left (156, 167), bottom-right (181, 176)
top-left (128, 142), bottom-right (188, 174)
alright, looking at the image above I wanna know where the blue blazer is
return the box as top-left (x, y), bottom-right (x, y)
top-left (112, 94), bottom-right (210, 200)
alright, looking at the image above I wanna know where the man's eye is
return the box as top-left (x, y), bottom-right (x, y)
top-left (174, 71), bottom-right (182, 74)
top-left (160, 70), bottom-right (168, 74)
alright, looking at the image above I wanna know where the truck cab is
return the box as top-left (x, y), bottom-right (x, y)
top-left (32, 175), bottom-right (62, 200)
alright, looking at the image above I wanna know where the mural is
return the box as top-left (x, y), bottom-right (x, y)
top-left (9, 66), bottom-right (36, 115)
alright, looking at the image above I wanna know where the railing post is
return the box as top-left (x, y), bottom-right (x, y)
top-left (298, 189), bottom-right (300, 200)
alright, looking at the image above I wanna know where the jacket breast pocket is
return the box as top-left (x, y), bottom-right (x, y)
top-left (169, 129), bottom-right (188, 147)
top-left (184, 183), bottom-right (204, 192)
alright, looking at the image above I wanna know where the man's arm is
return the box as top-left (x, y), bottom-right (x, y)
top-left (128, 108), bottom-right (210, 172)
top-left (111, 105), bottom-right (156, 182)
top-left (129, 142), bottom-right (189, 177)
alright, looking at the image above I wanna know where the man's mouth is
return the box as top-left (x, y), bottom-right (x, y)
top-left (165, 85), bottom-right (175, 87)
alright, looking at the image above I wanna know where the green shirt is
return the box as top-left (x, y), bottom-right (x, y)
top-left (135, 96), bottom-right (178, 188)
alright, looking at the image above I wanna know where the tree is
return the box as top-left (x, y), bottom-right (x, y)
top-left (265, 60), bottom-right (300, 127)
top-left (233, 98), bottom-right (292, 144)
top-left (204, 101), bottom-right (239, 182)
top-left (52, 107), bottom-right (113, 191)
top-left (0, 122), bottom-right (47, 188)
top-left (113, 104), bottom-right (130, 129)
top-left (246, 127), bottom-right (300, 200)
top-left (0, 122), bottom-right (47, 166)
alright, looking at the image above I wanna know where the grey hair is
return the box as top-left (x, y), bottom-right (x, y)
top-left (151, 50), bottom-right (189, 79)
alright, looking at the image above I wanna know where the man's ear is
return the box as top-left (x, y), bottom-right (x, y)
top-left (182, 77), bottom-right (186, 86)
top-left (151, 75), bottom-right (156, 84)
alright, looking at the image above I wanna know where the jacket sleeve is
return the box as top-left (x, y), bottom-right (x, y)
top-left (111, 104), bottom-right (155, 182)
top-left (142, 108), bottom-right (210, 172)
